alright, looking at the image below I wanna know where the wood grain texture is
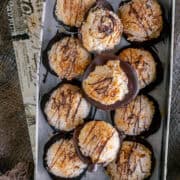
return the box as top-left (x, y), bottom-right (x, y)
top-left (0, 0), bottom-right (33, 175)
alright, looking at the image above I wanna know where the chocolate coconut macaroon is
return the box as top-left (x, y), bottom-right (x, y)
top-left (80, 1), bottom-right (123, 52)
top-left (44, 133), bottom-right (87, 179)
top-left (54, 0), bottom-right (96, 28)
top-left (119, 48), bottom-right (157, 89)
top-left (47, 36), bottom-right (91, 80)
top-left (113, 95), bottom-right (156, 136)
top-left (82, 54), bottom-right (139, 110)
top-left (43, 83), bottom-right (91, 132)
top-left (107, 141), bottom-right (153, 180)
top-left (119, 0), bottom-right (163, 43)
top-left (74, 121), bottom-right (121, 169)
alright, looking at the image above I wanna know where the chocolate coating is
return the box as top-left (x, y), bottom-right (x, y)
top-left (54, 0), bottom-right (96, 28)
top-left (44, 83), bottom-right (91, 132)
top-left (74, 121), bottom-right (121, 169)
top-left (48, 36), bottom-right (91, 80)
top-left (107, 141), bottom-right (152, 180)
top-left (80, 3), bottom-right (123, 52)
top-left (43, 133), bottom-right (87, 179)
top-left (119, 47), bottom-right (157, 89)
top-left (82, 54), bottom-right (139, 110)
top-left (114, 95), bottom-right (155, 136)
top-left (83, 60), bottom-right (129, 105)
top-left (119, 0), bottom-right (163, 42)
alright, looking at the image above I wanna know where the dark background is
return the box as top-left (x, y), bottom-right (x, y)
top-left (0, 0), bottom-right (179, 179)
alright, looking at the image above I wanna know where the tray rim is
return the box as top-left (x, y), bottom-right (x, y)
top-left (161, 0), bottom-right (176, 179)
top-left (35, 0), bottom-right (176, 179)
top-left (35, 0), bottom-right (47, 178)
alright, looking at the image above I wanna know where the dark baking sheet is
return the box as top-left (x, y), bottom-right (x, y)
top-left (36, 0), bottom-right (175, 179)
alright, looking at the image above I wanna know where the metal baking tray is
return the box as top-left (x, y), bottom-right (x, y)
top-left (36, 0), bottom-right (175, 179)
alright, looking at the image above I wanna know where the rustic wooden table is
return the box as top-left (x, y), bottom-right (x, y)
top-left (0, 0), bottom-right (179, 179)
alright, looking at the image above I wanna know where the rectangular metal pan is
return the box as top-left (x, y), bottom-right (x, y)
top-left (36, 0), bottom-right (175, 179)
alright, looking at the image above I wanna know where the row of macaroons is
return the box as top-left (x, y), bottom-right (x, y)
top-left (41, 0), bottom-right (164, 179)
top-left (43, 121), bottom-right (154, 179)
top-left (53, 0), bottom-right (164, 45)
top-left (41, 82), bottom-right (160, 135)
top-left (43, 0), bottom-right (163, 109)
top-left (44, 33), bottom-right (162, 92)
top-left (41, 56), bottom-right (160, 180)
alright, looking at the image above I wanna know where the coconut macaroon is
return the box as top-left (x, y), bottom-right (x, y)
top-left (48, 36), bottom-right (91, 80)
top-left (119, 0), bottom-right (163, 42)
top-left (119, 48), bottom-right (157, 89)
top-left (80, 6), bottom-right (123, 52)
top-left (83, 60), bottom-right (129, 105)
top-left (78, 121), bottom-right (120, 165)
top-left (55, 0), bottom-right (96, 27)
top-left (44, 84), bottom-right (91, 131)
top-left (45, 137), bottom-right (87, 178)
top-left (114, 95), bottom-right (155, 136)
top-left (107, 141), bottom-right (152, 180)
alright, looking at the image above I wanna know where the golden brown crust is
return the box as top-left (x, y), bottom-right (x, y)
top-left (119, 0), bottom-right (163, 42)
top-left (55, 0), bottom-right (96, 27)
top-left (114, 95), bottom-right (155, 136)
top-left (48, 37), bottom-right (91, 80)
top-left (107, 141), bottom-right (152, 180)
top-left (78, 121), bottom-right (120, 164)
top-left (45, 84), bottom-right (91, 131)
top-left (81, 7), bottom-right (123, 52)
top-left (82, 60), bottom-right (129, 105)
top-left (46, 139), bottom-right (87, 178)
top-left (119, 48), bottom-right (156, 89)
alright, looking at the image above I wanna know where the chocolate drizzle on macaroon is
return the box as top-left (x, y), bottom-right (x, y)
top-left (42, 82), bottom-right (92, 132)
top-left (119, 0), bottom-right (163, 43)
top-left (43, 133), bottom-right (87, 179)
top-left (80, 1), bottom-right (123, 52)
top-left (73, 121), bottom-right (121, 171)
top-left (111, 94), bottom-right (161, 137)
top-left (45, 33), bottom-right (91, 80)
top-left (82, 54), bottom-right (139, 110)
top-left (106, 140), bottom-right (154, 180)
top-left (118, 46), bottom-right (163, 92)
top-left (54, 0), bottom-right (96, 29)
top-left (113, 95), bottom-right (155, 136)
top-left (119, 47), bottom-right (157, 89)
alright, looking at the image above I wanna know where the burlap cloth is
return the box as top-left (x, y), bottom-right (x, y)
top-left (0, 0), bottom-right (179, 179)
